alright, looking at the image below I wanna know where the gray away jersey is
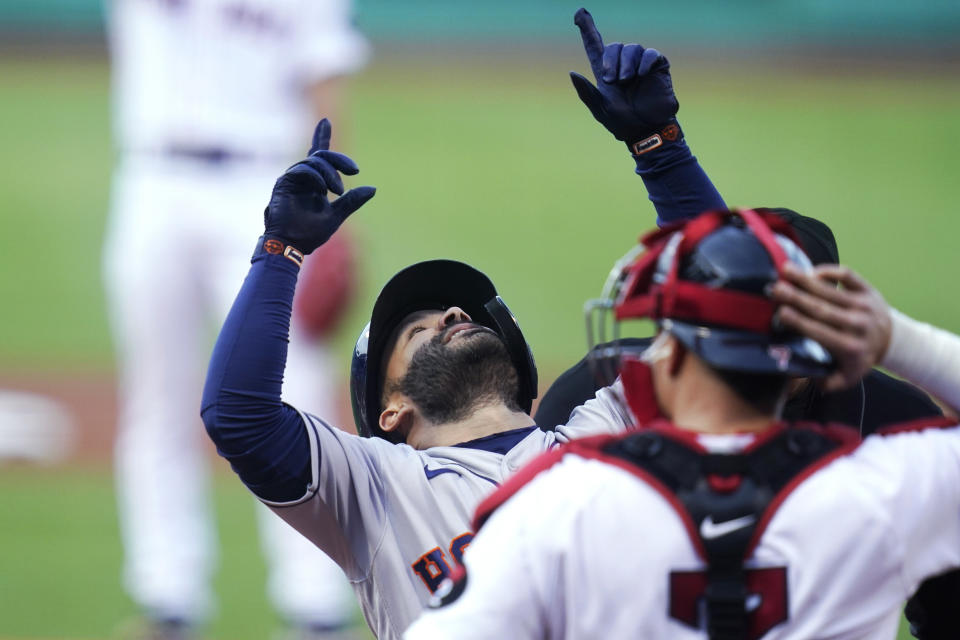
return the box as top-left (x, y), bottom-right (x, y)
top-left (256, 409), bottom-right (625, 639)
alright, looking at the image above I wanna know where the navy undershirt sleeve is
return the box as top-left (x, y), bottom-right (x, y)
top-left (201, 252), bottom-right (313, 503)
top-left (632, 139), bottom-right (726, 227)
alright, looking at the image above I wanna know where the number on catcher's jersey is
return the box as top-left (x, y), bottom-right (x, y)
top-left (411, 532), bottom-right (474, 593)
top-left (669, 567), bottom-right (788, 638)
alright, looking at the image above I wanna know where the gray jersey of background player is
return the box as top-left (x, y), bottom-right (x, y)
top-left (558, 9), bottom-right (954, 638)
top-left (200, 120), bottom-right (633, 640)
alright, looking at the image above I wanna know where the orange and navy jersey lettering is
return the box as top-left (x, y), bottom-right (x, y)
top-left (411, 532), bottom-right (474, 593)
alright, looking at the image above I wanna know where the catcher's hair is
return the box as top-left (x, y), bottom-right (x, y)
top-left (712, 367), bottom-right (791, 415)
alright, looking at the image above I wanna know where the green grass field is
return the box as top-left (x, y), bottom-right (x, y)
top-left (1, 465), bottom-right (302, 640)
top-left (2, 51), bottom-right (957, 638)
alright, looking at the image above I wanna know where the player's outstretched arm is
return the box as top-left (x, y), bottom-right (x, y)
top-left (201, 119), bottom-right (375, 503)
top-left (570, 7), bottom-right (725, 226)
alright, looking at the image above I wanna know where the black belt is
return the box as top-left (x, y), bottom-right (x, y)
top-left (164, 145), bottom-right (254, 164)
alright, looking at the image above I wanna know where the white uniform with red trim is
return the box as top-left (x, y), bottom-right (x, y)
top-left (103, 0), bottom-right (369, 627)
top-left (404, 310), bottom-right (960, 639)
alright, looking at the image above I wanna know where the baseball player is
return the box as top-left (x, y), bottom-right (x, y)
top-left (535, 208), bottom-right (943, 433)
top-left (558, 10), bottom-right (956, 635)
top-left (102, 1), bottom-right (368, 636)
top-left (200, 118), bottom-right (647, 640)
top-left (404, 210), bottom-right (960, 639)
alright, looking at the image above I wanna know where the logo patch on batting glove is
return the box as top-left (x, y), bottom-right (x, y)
top-left (259, 237), bottom-right (304, 267)
top-left (631, 133), bottom-right (664, 155)
top-left (662, 123), bottom-right (681, 141)
top-left (631, 123), bottom-right (683, 155)
top-left (282, 245), bottom-right (304, 267)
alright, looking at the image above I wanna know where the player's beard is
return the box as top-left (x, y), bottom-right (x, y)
top-left (398, 329), bottom-right (521, 425)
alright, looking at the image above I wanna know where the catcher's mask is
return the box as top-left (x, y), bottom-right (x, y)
top-left (584, 209), bottom-right (833, 387)
top-left (350, 260), bottom-right (538, 442)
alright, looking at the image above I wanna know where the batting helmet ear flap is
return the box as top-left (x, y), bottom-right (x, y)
top-left (349, 322), bottom-right (384, 440)
top-left (484, 296), bottom-right (538, 412)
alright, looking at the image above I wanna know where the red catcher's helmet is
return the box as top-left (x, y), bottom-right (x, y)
top-left (586, 209), bottom-right (832, 385)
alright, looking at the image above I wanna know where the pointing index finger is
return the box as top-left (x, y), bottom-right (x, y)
top-left (574, 8), bottom-right (605, 79)
top-left (309, 118), bottom-right (332, 155)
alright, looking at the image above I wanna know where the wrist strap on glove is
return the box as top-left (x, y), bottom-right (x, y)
top-left (627, 119), bottom-right (684, 156)
top-left (252, 235), bottom-right (304, 268)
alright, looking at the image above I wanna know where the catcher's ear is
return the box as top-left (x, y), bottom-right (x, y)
top-left (668, 338), bottom-right (687, 377)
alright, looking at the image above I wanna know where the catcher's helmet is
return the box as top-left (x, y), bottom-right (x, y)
top-left (587, 209), bottom-right (832, 378)
top-left (350, 260), bottom-right (538, 441)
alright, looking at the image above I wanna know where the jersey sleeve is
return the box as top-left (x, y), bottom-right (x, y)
top-left (552, 378), bottom-right (633, 443)
top-left (882, 309), bottom-right (960, 415)
top-left (201, 252), bottom-right (316, 503)
top-left (201, 251), bottom-right (395, 577)
top-left (860, 426), bottom-right (960, 594)
top-left (264, 410), bottom-right (402, 579)
top-left (534, 337), bottom-right (652, 430)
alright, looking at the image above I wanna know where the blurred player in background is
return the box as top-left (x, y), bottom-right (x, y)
top-left (102, 1), bottom-right (369, 637)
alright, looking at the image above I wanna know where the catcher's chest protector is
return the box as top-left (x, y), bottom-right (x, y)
top-left (601, 426), bottom-right (857, 640)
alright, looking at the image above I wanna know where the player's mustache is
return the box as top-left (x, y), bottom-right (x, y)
top-left (436, 322), bottom-right (498, 346)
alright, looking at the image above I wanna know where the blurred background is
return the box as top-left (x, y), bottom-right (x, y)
top-left (1, 1), bottom-right (958, 638)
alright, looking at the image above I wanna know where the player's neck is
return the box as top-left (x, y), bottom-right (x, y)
top-left (672, 405), bottom-right (777, 434)
top-left (669, 381), bottom-right (781, 435)
top-left (407, 403), bottom-right (534, 449)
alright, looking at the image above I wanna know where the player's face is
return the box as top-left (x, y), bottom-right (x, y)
top-left (384, 307), bottom-right (484, 384)
top-left (382, 307), bottom-right (519, 424)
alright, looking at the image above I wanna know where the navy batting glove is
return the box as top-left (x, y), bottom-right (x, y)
top-left (570, 8), bottom-right (681, 154)
top-left (262, 119), bottom-right (376, 257)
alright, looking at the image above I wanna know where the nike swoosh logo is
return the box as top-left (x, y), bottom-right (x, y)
top-left (423, 465), bottom-right (460, 480)
top-left (700, 514), bottom-right (756, 540)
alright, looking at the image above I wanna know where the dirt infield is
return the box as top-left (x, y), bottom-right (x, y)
top-left (0, 370), bottom-right (116, 464)
top-left (0, 370), bottom-right (365, 466)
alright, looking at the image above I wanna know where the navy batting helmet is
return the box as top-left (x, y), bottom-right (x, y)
top-left (350, 260), bottom-right (538, 441)
top-left (587, 209), bottom-right (832, 378)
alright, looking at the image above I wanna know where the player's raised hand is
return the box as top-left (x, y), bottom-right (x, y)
top-left (772, 263), bottom-right (893, 392)
top-left (570, 8), bottom-right (679, 149)
top-left (263, 118), bottom-right (376, 255)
